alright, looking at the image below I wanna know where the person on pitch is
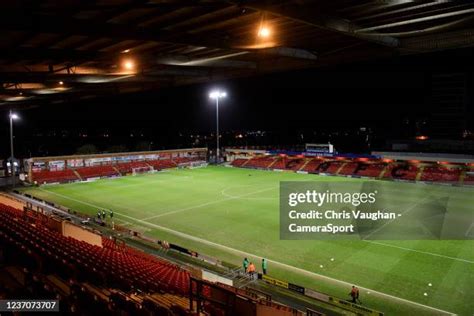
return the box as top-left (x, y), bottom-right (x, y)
top-left (110, 210), bottom-right (114, 219)
top-left (243, 257), bottom-right (249, 274)
top-left (247, 262), bottom-right (256, 276)
top-left (262, 258), bottom-right (268, 275)
top-left (102, 210), bottom-right (106, 219)
top-left (349, 286), bottom-right (359, 303)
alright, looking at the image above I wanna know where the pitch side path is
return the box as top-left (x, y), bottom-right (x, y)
top-left (21, 166), bottom-right (474, 315)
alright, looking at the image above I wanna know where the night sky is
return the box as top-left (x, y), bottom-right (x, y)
top-left (1, 47), bottom-right (473, 158)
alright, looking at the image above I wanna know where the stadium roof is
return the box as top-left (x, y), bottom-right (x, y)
top-left (1, 0), bottom-right (474, 107)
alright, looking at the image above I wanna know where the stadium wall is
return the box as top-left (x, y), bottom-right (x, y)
top-left (63, 221), bottom-right (102, 247)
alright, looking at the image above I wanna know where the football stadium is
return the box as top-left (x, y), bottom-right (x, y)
top-left (1, 2), bottom-right (474, 316)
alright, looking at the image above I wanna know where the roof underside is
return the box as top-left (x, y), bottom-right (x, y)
top-left (1, 0), bottom-right (474, 107)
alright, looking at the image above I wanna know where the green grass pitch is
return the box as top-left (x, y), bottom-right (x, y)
top-left (20, 166), bottom-right (474, 315)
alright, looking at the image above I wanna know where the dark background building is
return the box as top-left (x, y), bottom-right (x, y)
top-left (1, 1), bottom-right (474, 157)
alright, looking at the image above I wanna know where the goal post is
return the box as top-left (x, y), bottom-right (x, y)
top-left (132, 166), bottom-right (155, 176)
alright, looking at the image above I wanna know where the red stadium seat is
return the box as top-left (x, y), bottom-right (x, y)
top-left (464, 169), bottom-right (474, 185)
top-left (285, 158), bottom-right (306, 171)
top-left (243, 156), bottom-right (275, 169)
top-left (421, 166), bottom-right (461, 183)
top-left (355, 163), bottom-right (386, 178)
top-left (172, 157), bottom-right (200, 164)
top-left (147, 159), bottom-right (177, 170)
top-left (301, 158), bottom-right (323, 173)
top-left (383, 164), bottom-right (419, 181)
top-left (323, 161), bottom-right (343, 175)
top-left (338, 162), bottom-right (359, 176)
top-left (32, 169), bottom-right (79, 183)
top-left (75, 165), bottom-right (119, 179)
top-left (115, 161), bottom-right (150, 174)
top-left (231, 159), bottom-right (248, 167)
top-left (0, 203), bottom-right (190, 296)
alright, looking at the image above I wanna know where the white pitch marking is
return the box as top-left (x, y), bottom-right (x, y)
top-left (39, 188), bottom-right (473, 265)
top-left (115, 216), bottom-right (455, 315)
top-left (36, 188), bottom-right (459, 315)
top-left (220, 184), bottom-right (275, 200)
top-left (141, 185), bottom-right (276, 221)
top-left (362, 193), bottom-right (435, 240)
top-left (113, 175), bottom-right (193, 189)
top-left (364, 240), bottom-right (474, 264)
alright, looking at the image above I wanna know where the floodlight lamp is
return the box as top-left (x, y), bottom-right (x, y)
top-left (123, 59), bottom-right (135, 70)
top-left (10, 113), bottom-right (19, 120)
top-left (209, 90), bottom-right (226, 99)
top-left (258, 26), bottom-right (271, 38)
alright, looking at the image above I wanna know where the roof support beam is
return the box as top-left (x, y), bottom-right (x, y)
top-left (353, 1), bottom-right (447, 22)
top-left (355, 8), bottom-right (474, 33)
top-left (0, 12), bottom-right (323, 62)
top-left (258, 47), bottom-right (317, 60)
top-left (157, 52), bottom-right (256, 68)
top-left (0, 2), bottom-right (224, 13)
top-left (401, 28), bottom-right (474, 52)
top-left (236, 2), bottom-right (400, 48)
top-left (0, 47), bottom-right (256, 73)
top-left (0, 14), bottom-right (232, 50)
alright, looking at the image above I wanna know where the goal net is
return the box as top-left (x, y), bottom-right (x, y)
top-left (132, 166), bottom-right (155, 176)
